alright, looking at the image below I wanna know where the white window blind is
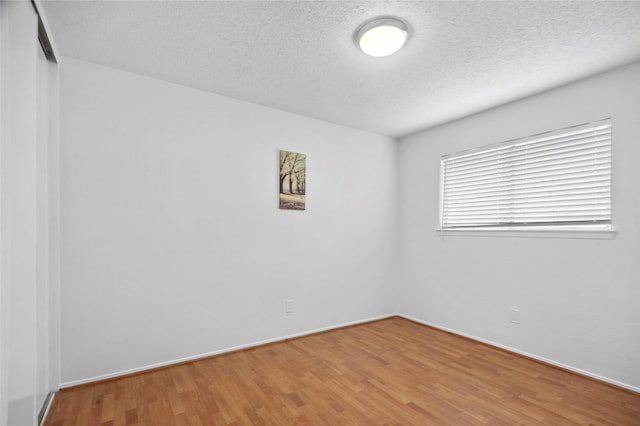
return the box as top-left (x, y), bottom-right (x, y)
top-left (440, 119), bottom-right (612, 229)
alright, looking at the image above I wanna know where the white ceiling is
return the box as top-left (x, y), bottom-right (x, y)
top-left (41, 0), bottom-right (640, 138)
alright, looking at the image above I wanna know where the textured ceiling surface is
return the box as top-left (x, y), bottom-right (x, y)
top-left (41, 0), bottom-right (640, 138)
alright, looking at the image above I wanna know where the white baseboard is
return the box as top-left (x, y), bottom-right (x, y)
top-left (60, 312), bottom-right (640, 394)
top-left (60, 313), bottom-right (396, 388)
top-left (398, 314), bottom-right (640, 394)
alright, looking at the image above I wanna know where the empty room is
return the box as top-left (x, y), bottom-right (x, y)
top-left (1, 0), bottom-right (640, 425)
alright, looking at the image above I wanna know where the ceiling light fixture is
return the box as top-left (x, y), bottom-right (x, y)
top-left (355, 17), bottom-right (408, 57)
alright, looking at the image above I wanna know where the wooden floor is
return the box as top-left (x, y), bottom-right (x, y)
top-left (45, 317), bottom-right (640, 425)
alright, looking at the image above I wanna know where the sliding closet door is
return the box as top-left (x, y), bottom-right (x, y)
top-left (35, 15), bottom-right (60, 420)
top-left (1, 1), bottom-right (39, 424)
top-left (0, 1), bottom-right (59, 424)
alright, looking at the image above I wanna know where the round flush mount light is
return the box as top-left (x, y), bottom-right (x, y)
top-left (355, 17), bottom-right (408, 57)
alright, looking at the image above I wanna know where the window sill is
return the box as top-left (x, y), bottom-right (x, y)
top-left (436, 227), bottom-right (617, 240)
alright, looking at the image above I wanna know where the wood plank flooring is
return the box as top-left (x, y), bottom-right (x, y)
top-left (44, 317), bottom-right (640, 425)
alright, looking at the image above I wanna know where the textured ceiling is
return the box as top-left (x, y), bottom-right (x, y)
top-left (41, 0), bottom-right (640, 138)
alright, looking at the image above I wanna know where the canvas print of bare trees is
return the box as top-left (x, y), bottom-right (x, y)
top-left (279, 150), bottom-right (306, 210)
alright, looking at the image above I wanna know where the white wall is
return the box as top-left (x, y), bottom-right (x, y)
top-left (398, 62), bottom-right (640, 390)
top-left (59, 58), bottom-right (398, 385)
top-left (0, 1), bottom-right (60, 424)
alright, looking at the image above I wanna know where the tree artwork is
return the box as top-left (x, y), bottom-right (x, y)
top-left (279, 150), bottom-right (306, 210)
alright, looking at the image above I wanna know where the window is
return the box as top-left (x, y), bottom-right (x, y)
top-left (440, 119), bottom-right (611, 231)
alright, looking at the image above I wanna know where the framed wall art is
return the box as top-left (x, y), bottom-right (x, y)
top-left (279, 150), bottom-right (306, 210)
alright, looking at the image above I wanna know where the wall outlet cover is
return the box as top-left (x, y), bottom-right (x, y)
top-left (285, 299), bottom-right (294, 313)
top-left (509, 308), bottom-right (520, 324)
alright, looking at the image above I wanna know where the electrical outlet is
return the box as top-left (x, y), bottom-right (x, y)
top-left (509, 308), bottom-right (520, 324)
top-left (285, 299), bottom-right (294, 313)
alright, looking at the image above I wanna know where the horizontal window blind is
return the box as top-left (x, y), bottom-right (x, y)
top-left (440, 119), bottom-right (611, 229)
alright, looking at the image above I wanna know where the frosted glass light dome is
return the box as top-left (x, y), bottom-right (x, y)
top-left (356, 17), bottom-right (408, 57)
